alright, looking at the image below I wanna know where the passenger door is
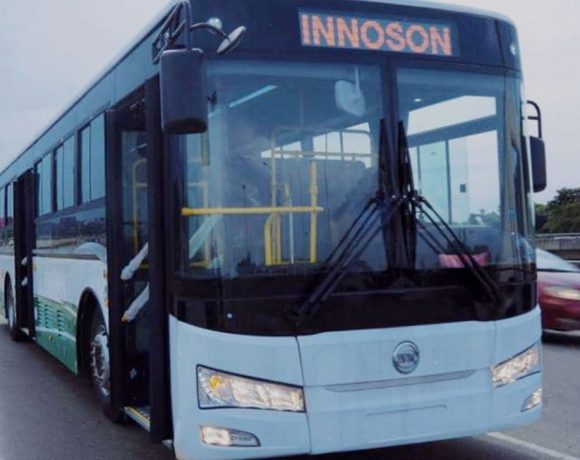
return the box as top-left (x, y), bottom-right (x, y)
top-left (106, 89), bottom-right (150, 417)
top-left (105, 78), bottom-right (171, 441)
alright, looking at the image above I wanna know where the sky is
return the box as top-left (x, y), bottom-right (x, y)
top-left (0, 0), bottom-right (576, 203)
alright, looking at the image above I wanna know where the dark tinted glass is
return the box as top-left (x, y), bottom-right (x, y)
top-left (56, 138), bottom-right (76, 210)
top-left (56, 145), bottom-right (65, 210)
top-left (81, 126), bottom-right (91, 203)
top-left (0, 187), bottom-right (5, 228)
top-left (6, 183), bottom-right (13, 225)
top-left (63, 137), bottom-right (76, 208)
top-left (38, 154), bottom-right (54, 216)
top-left (90, 115), bottom-right (106, 200)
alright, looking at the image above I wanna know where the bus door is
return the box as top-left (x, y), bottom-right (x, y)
top-left (13, 170), bottom-right (35, 336)
top-left (106, 88), bottom-right (150, 417)
top-left (106, 79), bottom-right (171, 442)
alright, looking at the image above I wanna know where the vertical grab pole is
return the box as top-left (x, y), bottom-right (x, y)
top-left (264, 215), bottom-right (274, 266)
top-left (270, 148), bottom-right (281, 264)
top-left (309, 161), bottom-right (318, 263)
top-left (285, 183), bottom-right (295, 264)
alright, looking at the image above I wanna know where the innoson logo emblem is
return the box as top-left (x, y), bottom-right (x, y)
top-left (392, 342), bottom-right (420, 375)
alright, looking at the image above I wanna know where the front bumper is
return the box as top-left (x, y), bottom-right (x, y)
top-left (169, 307), bottom-right (542, 460)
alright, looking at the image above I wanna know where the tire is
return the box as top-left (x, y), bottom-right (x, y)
top-left (87, 306), bottom-right (125, 422)
top-left (5, 282), bottom-right (25, 342)
top-left (89, 309), bottom-right (112, 405)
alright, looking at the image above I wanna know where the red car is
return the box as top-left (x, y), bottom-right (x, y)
top-left (537, 248), bottom-right (580, 332)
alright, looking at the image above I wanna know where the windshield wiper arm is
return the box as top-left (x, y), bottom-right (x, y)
top-left (414, 195), bottom-right (503, 306)
top-left (397, 121), bottom-right (503, 307)
top-left (292, 195), bottom-right (403, 320)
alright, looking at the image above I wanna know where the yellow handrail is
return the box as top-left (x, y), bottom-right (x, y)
top-left (182, 206), bottom-right (323, 217)
top-left (264, 214), bottom-right (275, 265)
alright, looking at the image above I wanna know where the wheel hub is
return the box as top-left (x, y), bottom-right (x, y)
top-left (90, 325), bottom-right (111, 398)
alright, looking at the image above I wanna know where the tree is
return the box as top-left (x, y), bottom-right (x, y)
top-left (539, 187), bottom-right (580, 234)
top-left (535, 203), bottom-right (547, 233)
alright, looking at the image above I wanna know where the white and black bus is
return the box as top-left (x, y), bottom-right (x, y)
top-left (0, 0), bottom-right (547, 458)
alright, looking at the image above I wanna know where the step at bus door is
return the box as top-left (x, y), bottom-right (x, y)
top-left (13, 171), bottom-right (35, 336)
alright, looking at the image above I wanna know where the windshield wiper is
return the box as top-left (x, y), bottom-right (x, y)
top-left (397, 121), bottom-right (503, 308)
top-left (292, 120), bottom-right (504, 324)
top-left (292, 119), bottom-right (403, 320)
top-left (291, 194), bottom-right (404, 320)
top-left (413, 194), bottom-right (503, 306)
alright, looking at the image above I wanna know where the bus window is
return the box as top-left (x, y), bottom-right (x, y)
top-left (400, 70), bottom-right (501, 227)
top-left (90, 115), bottom-right (106, 200)
top-left (80, 114), bottom-right (106, 204)
top-left (80, 126), bottom-right (91, 203)
top-left (6, 183), bottom-right (13, 226)
top-left (37, 154), bottom-right (54, 216)
top-left (0, 187), bottom-right (5, 228)
top-left (55, 137), bottom-right (76, 211)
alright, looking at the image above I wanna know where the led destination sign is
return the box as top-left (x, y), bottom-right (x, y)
top-left (300, 10), bottom-right (457, 57)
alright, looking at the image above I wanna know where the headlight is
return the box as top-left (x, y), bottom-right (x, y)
top-left (544, 286), bottom-right (580, 301)
top-left (197, 366), bottom-right (305, 412)
top-left (492, 343), bottom-right (541, 388)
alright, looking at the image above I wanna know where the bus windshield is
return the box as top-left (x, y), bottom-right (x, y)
top-left (174, 59), bottom-right (533, 284)
top-left (398, 67), bottom-right (533, 272)
top-left (176, 60), bottom-right (386, 278)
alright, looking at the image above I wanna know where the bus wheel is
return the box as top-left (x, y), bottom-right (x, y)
top-left (89, 309), bottom-right (112, 404)
top-left (5, 282), bottom-right (25, 342)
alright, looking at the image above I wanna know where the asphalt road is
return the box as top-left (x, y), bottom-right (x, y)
top-left (0, 320), bottom-right (578, 460)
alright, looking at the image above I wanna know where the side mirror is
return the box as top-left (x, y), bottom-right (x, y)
top-left (160, 49), bottom-right (208, 134)
top-left (530, 136), bottom-right (547, 193)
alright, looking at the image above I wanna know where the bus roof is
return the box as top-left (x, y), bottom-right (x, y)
top-left (1, 0), bottom-right (513, 184)
top-left (359, 0), bottom-right (514, 25)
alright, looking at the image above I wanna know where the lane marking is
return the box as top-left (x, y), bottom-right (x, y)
top-left (487, 432), bottom-right (580, 460)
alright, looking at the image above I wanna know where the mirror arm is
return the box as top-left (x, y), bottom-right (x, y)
top-left (152, 1), bottom-right (193, 63)
top-left (527, 100), bottom-right (543, 139)
top-left (190, 23), bottom-right (229, 40)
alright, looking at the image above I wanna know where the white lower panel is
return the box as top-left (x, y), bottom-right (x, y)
top-left (169, 307), bottom-right (542, 459)
top-left (169, 317), bottom-right (310, 460)
top-left (304, 370), bottom-right (541, 454)
top-left (300, 307), bottom-right (542, 454)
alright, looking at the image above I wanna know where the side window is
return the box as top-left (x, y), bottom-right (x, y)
top-left (91, 115), bottom-right (106, 199)
top-left (6, 183), bottom-right (13, 226)
top-left (80, 114), bottom-right (106, 203)
top-left (0, 187), bottom-right (5, 229)
top-left (81, 125), bottom-right (91, 203)
top-left (37, 154), bottom-right (54, 216)
top-left (56, 137), bottom-right (76, 210)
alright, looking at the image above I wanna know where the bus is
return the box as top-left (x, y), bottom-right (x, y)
top-left (0, 0), bottom-right (547, 458)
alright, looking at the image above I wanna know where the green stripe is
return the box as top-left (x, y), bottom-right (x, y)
top-left (35, 296), bottom-right (78, 374)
